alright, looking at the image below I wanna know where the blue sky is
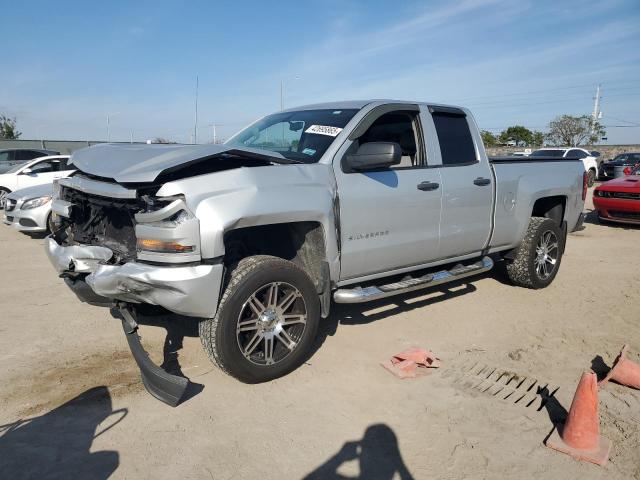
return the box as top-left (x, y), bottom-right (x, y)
top-left (1, 0), bottom-right (639, 144)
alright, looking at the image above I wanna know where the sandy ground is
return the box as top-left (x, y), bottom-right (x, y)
top-left (0, 187), bottom-right (638, 480)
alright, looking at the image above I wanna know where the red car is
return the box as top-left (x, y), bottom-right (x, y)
top-left (593, 166), bottom-right (640, 225)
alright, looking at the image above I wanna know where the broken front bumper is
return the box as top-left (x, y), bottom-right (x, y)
top-left (45, 237), bottom-right (224, 318)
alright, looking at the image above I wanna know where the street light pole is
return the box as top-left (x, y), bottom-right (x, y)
top-left (194, 75), bottom-right (199, 144)
top-left (107, 112), bottom-right (120, 142)
top-left (280, 75), bottom-right (300, 111)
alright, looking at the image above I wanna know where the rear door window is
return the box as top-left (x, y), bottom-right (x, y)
top-left (567, 149), bottom-right (587, 159)
top-left (432, 112), bottom-right (476, 166)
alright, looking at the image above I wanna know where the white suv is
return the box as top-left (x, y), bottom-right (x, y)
top-left (0, 155), bottom-right (73, 209)
top-left (530, 148), bottom-right (600, 186)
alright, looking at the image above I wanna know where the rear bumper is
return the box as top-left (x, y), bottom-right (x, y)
top-left (45, 237), bottom-right (224, 318)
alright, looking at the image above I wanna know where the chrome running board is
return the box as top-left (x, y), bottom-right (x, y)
top-left (333, 256), bottom-right (493, 304)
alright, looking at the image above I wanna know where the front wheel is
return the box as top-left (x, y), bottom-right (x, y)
top-left (0, 188), bottom-right (10, 210)
top-left (199, 255), bottom-right (320, 383)
top-left (506, 217), bottom-right (564, 289)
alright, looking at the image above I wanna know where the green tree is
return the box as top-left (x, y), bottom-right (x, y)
top-left (498, 125), bottom-right (533, 146)
top-left (0, 115), bottom-right (21, 139)
top-left (546, 115), bottom-right (605, 146)
top-left (531, 131), bottom-right (545, 147)
top-left (480, 130), bottom-right (497, 147)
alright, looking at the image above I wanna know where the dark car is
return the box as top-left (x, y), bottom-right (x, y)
top-left (599, 152), bottom-right (640, 180)
top-left (0, 148), bottom-right (60, 174)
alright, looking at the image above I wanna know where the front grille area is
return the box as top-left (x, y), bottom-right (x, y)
top-left (598, 191), bottom-right (640, 200)
top-left (61, 186), bottom-right (142, 263)
top-left (610, 211), bottom-right (640, 220)
top-left (5, 199), bottom-right (16, 212)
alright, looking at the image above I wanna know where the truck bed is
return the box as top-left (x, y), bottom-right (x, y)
top-left (488, 157), bottom-right (584, 251)
top-left (489, 156), bottom-right (582, 163)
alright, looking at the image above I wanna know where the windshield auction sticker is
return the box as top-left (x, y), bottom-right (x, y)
top-left (305, 125), bottom-right (343, 137)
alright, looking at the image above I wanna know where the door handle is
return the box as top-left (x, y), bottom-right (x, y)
top-left (473, 177), bottom-right (491, 186)
top-left (417, 181), bottom-right (440, 191)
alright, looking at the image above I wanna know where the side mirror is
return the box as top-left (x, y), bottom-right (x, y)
top-left (20, 167), bottom-right (33, 175)
top-left (344, 142), bottom-right (401, 172)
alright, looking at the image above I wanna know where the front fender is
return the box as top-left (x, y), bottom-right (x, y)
top-left (155, 163), bottom-right (340, 279)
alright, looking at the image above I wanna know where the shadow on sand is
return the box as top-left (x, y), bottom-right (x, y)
top-left (0, 386), bottom-right (126, 479)
top-left (304, 424), bottom-right (414, 480)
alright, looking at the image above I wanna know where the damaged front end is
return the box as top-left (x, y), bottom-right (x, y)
top-left (49, 175), bottom-right (223, 317)
top-left (47, 174), bottom-right (224, 405)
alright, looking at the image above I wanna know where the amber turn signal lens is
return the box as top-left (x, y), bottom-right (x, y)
top-left (137, 238), bottom-right (194, 253)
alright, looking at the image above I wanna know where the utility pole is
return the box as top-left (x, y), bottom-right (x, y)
top-left (194, 75), bottom-right (199, 144)
top-left (107, 112), bottom-right (120, 142)
top-left (591, 84), bottom-right (602, 136)
top-left (280, 75), bottom-right (300, 112)
top-left (280, 80), bottom-right (284, 111)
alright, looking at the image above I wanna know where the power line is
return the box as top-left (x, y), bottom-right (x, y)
top-left (449, 81), bottom-right (640, 104)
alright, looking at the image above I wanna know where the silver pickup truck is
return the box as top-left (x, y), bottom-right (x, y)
top-left (46, 100), bottom-right (587, 405)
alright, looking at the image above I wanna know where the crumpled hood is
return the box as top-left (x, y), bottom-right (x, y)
top-left (70, 143), bottom-right (287, 184)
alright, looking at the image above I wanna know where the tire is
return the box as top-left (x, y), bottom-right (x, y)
top-left (506, 217), bottom-right (564, 289)
top-left (46, 212), bottom-right (55, 234)
top-left (199, 255), bottom-right (320, 383)
top-left (0, 188), bottom-right (10, 210)
top-left (587, 169), bottom-right (596, 187)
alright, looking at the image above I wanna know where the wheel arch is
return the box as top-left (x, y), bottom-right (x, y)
top-left (222, 221), bottom-right (331, 316)
top-left (531, 195), bottom-right (567, 226)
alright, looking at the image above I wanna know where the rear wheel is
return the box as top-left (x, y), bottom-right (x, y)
top-left (506, 217), bottom-right (564, 289)
top-left (587, 169), bottom-right (596, 187)
top-left (199, 255), bottom-right (320, 383)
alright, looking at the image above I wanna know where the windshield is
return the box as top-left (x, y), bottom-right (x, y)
top-left (530, 149), bottom-right (565, 157)
top-left (226, 109), bottom-right (358, 163)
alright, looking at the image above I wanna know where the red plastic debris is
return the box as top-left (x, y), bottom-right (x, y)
top-left (381, 347), bottom-right (441, 379)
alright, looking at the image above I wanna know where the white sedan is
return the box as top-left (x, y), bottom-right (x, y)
top-left (3, 183), bottom-right (55, 233)
top-left (529, 148), bottom-right (600, 187)
top-left (0, 155), bottom-right (73, 209)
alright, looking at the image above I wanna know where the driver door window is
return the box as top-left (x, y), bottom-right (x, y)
top-left (357, 112), bottom-right (423, 169)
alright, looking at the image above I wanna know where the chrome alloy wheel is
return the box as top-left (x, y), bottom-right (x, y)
top-left (0, 190), bottom-right (7, 209)
top-left (236, 282), bottom-right (308, 366)
top-left (535, 230), bottom-right (559, 280)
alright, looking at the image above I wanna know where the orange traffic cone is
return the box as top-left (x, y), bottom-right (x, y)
top-left (545, 371), bottom-right (611, 466)
top-left (599, 344), bottom-right (640, 390)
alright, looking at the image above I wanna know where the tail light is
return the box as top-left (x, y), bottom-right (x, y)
top-left (582, 172), bottom-right (588, 201)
